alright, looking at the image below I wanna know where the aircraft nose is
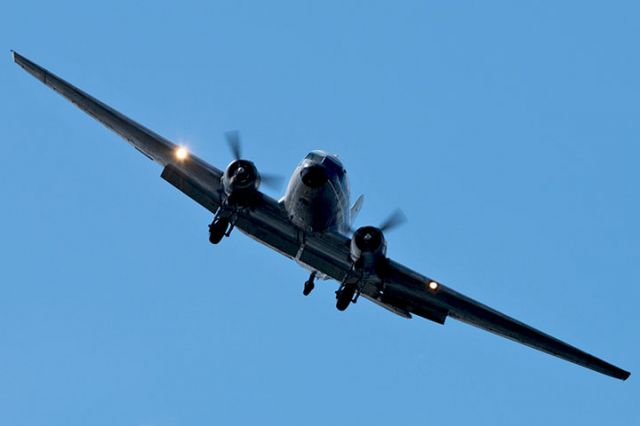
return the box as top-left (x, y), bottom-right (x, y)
top-left (300, 164), bottom-right (328, 188)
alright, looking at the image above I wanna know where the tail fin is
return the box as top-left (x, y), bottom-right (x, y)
top-left (350, 194), bottom-right (364, 224)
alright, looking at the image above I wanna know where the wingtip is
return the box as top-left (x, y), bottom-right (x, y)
top-left (610, 367), bottom-right (631, 381)
top-left (10, 50), bottom-right (22, 63)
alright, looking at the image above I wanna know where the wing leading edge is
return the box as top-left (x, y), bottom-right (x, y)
top-left (12, 51), bottom-right (177, 165)
top-left (12, 51), bottom-right (629, 381)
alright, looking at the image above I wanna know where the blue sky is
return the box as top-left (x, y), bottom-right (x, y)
top-left (1, 1), bottom-right (638, 425)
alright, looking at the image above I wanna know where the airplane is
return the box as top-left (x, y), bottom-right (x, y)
top-left (11, 51), bottom-right (630, 381)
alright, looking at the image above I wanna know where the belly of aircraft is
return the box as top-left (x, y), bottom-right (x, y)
top-left (285, 183), bottom-right (341, 232)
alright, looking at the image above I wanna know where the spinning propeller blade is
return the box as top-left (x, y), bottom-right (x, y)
top-left (379, 209), bottom-right (407, 232)
top-left (225, 130), bottom-right (242, 160)
top-left (261, 173), bottom-right (285, 191)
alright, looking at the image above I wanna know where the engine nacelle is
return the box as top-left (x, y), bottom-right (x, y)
top-left (350, 226), bottom-right (388, 270)
top-left (222, 159), bottom-right (261, 198)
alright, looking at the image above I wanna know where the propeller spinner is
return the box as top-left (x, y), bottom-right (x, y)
top-left (350, 209), bottom-right (407, 266)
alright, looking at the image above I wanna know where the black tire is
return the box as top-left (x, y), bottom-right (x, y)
top-left (336, 284), bottom-right (356, 311)
top-left (208, 218), bottom-right (229, 244)
top-left (303, 281), bottom-right (315, 296)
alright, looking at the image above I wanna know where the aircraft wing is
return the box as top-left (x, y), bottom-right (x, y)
top-left (382, 261), bottom-right (630, 380)
top-left (12, 51), bottom-right (225, 205)
top-left (13, 52), bottom-right (629, 381)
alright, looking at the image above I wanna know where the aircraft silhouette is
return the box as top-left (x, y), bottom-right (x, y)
top-left (12, 51), bottom-right (630, 381)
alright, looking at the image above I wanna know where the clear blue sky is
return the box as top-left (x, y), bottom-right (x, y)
top-left (2, 1), bottom-right (638, 425)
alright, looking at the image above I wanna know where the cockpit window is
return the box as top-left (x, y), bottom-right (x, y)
top-left (305, 151), bottom-right (324, 162)
top-left (322, 155), bottom-right (345, 178)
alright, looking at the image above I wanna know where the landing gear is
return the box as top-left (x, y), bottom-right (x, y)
top-left (208, 217), bottom-right (230, 244)
top-left (335, 283), bottom-right (358, 311)
top-left (303, 272), bottom-right (316, 296)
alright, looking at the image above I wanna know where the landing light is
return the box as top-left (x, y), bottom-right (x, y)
top-left (175, 146), bottom-right (189, 161)
top-left (428, 281), bottom-right (439, 291)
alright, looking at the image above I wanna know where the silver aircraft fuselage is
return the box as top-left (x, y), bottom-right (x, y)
top-left (281, 150), bottom-right (353, 278)
top-left (283, 150), bottom-right (351, 235)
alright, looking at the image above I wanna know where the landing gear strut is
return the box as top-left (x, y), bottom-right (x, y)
top-left (335, 283), bottom-right (358, 311)
top-left (303, 272), bottom-right (316, 296)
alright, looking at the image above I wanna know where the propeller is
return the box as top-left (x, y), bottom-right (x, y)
top-left (225, 130), bottom-right (242, 161)
top-left (224, 130), bottom-right (284, 191)
top-left (379, 209), bottom-right (407, 232)
top-left (261, 173), bottom-right (285, 190)
top-left (349, 208), bottom-right (407, 235)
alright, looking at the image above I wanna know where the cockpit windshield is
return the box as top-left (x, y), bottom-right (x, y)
top-left (305, 150), bottom-right (325, 162)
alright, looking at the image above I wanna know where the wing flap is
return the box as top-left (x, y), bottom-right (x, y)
top-left (161, 165), bottom-right (220, 213)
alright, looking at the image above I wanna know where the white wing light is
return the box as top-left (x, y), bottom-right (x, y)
top-left (175, 146), bottom-right (189, 161)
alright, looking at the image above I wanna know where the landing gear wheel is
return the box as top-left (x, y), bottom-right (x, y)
top-left (208, 218), bottom-right (229, 244)
top-left (303, 272), bottom-right (317, 296)
top-left (303, 280), bottom-right (315, 296)
top-left (336, 284), bottom-right (357, 311)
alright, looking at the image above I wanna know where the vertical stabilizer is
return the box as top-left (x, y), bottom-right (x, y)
top-left (350, 194), bottom-right (364, 224)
